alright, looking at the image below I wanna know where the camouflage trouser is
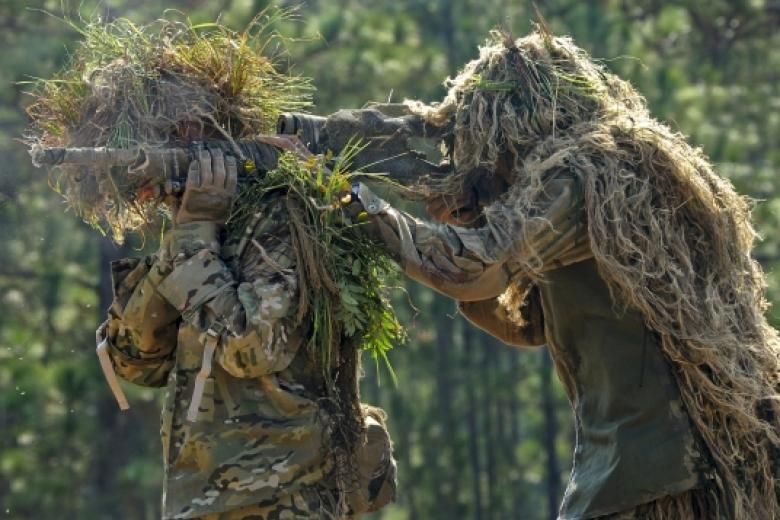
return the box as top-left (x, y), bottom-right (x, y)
top-left (197, 486), bottom-right (333, 520)
top-left (194, 409), bottom-right (396, 520)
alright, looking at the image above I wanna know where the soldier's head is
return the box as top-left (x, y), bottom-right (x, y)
top-left (27, 15), bottom-right (311, 243)
top-left (408, 27), bottom-right (649, 191)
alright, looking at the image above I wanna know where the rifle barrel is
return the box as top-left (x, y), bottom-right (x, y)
top-left (29, 145), bottom-right (192, 181)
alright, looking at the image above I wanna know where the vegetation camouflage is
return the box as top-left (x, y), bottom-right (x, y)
top-left (3, 2), bottom-right (780, 519)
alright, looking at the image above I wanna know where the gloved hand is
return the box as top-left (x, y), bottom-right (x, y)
top-left (174, 148), bottom-right (238, 226)
top-left (342, 183), bottom-right (404, 260)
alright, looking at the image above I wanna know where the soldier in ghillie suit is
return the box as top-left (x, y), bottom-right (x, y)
top-left (353, 27), bottom-right (780, 518)
top-left (25, 16), bottom-right (397, 520)
top-left (101, 145), bottom-right (397, 519)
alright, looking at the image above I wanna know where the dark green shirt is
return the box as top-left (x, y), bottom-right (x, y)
top-left (540, 259), bottom-right (706, 518)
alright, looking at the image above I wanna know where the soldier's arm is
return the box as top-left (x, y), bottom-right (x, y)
top-left (98, 242), bottom-right (180, 387)
top-left (356, 173), bottom-right (590, 301)
top-left (155, 198), bottom-right (302, 379)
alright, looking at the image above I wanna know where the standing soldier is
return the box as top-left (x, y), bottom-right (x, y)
top-left (99, 145), bottom-right (396, 519)
top-left (23, 16), bottom-right (398, 520)
top-left (352, 28), bottom-right (780, 519)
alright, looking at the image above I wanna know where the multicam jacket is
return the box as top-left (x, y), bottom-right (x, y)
top-left (357, 172), bottom-right (711, 519)
top-left (99, 191), bottom-right (395, 519)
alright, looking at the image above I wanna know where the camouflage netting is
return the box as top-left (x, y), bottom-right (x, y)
top-left (24, 12), bottom-right (312, 240)
top-left (408, 27), bottom-right (780, 517)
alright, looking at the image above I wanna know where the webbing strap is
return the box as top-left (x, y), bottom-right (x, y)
top-left (186, 324), bottom-right (223, 422)
top-left (96, 337), bottom-right (129, 411)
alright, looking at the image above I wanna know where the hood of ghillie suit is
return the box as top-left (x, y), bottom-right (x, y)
top-left (409, 28), bottom-right (780, 517)
top-left (24, 14), bottom-right (311, 242)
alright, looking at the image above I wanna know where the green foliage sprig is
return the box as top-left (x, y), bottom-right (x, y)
top-left (229, 146), bottom-right (405, 380)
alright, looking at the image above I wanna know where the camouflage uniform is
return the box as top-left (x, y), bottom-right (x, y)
top-left (99, 191), bottom-right (396, 519)
top-left (356, 173), bottom-right (712, 519)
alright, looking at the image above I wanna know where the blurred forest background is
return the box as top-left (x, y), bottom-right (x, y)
top-left (1, 1), bottom-right (779, 519)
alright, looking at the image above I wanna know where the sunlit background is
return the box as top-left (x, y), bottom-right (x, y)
top-left (1, 1), bottom-right (779, 518)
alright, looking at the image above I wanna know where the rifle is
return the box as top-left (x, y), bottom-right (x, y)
top-left (29, 106), bottom-right (450, 196)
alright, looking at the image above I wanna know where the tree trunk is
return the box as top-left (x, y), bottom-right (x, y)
top-left (463, 325), bottom-right (484, 520)
top-left (92, 236), bottom-right (131, 517)
top-left (509, 351), bottom-right (524, 517)
top-left (434, 295), bottom-right (459, 515)
top-left (541, 347), bottom-right (561, 520)
top-left (482, 342), bottom-right (497, 520)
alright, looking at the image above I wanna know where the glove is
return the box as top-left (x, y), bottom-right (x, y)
top-left (174, 148), bottom-right (238, 226)
top-left (346, 182), bottom-right (404, 261)
top-left (351, 182), bottom-right (391, 216)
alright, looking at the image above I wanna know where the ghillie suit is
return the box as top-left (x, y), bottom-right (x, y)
top-left (408, 28), bottom-right (780, 518)
top-left (25, 14), bottom-right (400, 519)
top-left (24, 13), bottom-right (311, 241)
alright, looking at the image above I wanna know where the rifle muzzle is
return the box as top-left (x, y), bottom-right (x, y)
top-left (277, 113), bottom-right (327, 153)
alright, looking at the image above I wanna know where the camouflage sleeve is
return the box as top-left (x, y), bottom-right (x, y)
top-left (156, 202), bottom-right (301, 379)
top-left (99, 244), bottom-right (180, 387)
top-left (357, 174), bottom-right (590, 301)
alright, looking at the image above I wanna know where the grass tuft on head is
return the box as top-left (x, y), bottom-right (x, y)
top-left (24, 10), bottom-right (313, 242)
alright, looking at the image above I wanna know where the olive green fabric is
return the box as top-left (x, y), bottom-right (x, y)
top-left (360, 171), bottom-right (709, 518)
top-left (539, 259), bottom-right (707, 518)
top-left (99, 192), bottom-right (396, 519)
